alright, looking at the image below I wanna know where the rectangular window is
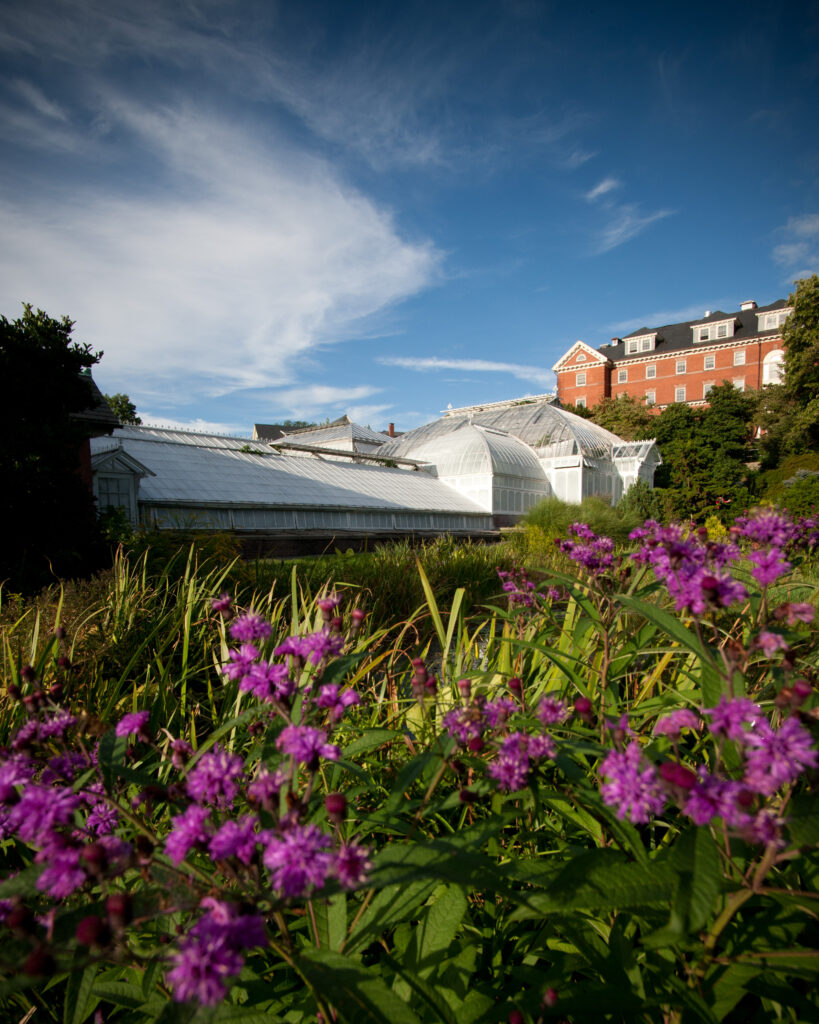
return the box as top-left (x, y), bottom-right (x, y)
top-left (576, 372), bottom-right (586, 386)
top-left (645, 390), bottom-right (656, 405)
top-left (617, 368), bottom-right (628, 383)
top-left (640, 337), bottom-right (654, 352)
top-left (698, 327), bottom-right (710, 342)
top-left (717, 324), bottom-right (728, 338)
top-left (676, 360), bottom-right (687, 374)
top-left (675, 387), bottom-right (686, 403)
top-left (645, 364), bottom-right (656, 379)
top-left (733, 378), bottom-right (745, 391)
top-left (625, 339), bottom-right (639, 354)
top-left (734, 349), bottom-right (746, 365)
top-left (575, 396), bottom-right (586, 408)
top-left (704, 354), bottom-right (715, 370)
top-left (704, 382), bottom-right (714, 398)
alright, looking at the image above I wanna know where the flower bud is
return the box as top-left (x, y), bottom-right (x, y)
top-left (508, 677), bottom-right (523, 697)
top-left (7, 684), bottom-right (20, 700)
top-left (20, 665), bottom-right (36, 684)
top-left (54, 626), bottom-right (67, 640)
top-left (81, 842), bottom-right (108, 874)
top-left (574, 697), bottom-right (594, 724)
top-left (467, 737), bottom-right (484, 753)
top-left (23, 947), bottom-right (55, 976)
top-left (459, 788), bottom-right (479, 803)
top-left (542, 987), bottom-right (559, 1008)
top-left (509, 1011), bottom-right (524, 1024)
top-left (48, 683), bottom-right (63, 702)
top-left (325, 793), bottom-right (347, 823)
top-left (76, 915), bottom-right (110, 947)
top-left (457, 679), bottom-right (471, 699)
top-left (659, 762), bottom-right (697, 790)
top-left (106, 893), bottom-right (132, 931)
top-left (5, 904), bottom-right (35, 935)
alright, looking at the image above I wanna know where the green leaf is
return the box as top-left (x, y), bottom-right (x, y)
top-left (97, 729), bottom-right (128, 788)
top-left (344, 880), bottom-right (438, 955)
top-left (91, 980), bottom-right (161, 1010)
top-left (0, 863), bottom-right (42, 898)
top-left (787, 793), bottom-right (819, 847)
top-left (414, 885), bottom-right (468, 975)
top-left (671, 826), bottom-right (723, 933)
top-left (342, 728), bottom-right (400, 760)
top-left (65, 964), bottom-right (99, 1024)
top-left (312, 891), bottom-right (347, 952)
top-left (297, 948), bottom-right (422, 1024)
top-left (509, 849), bottom-right (677, 917)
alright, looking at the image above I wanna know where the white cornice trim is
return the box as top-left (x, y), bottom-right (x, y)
top-left (553, 340), bottom-right (609, 372)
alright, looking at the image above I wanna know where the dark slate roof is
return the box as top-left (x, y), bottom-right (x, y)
top-left (602, 299), bottom-right (789, 363)
top-left (253, 423), bottom-right (289, 441)
top-left (71, 372), bottom-right (119, 433)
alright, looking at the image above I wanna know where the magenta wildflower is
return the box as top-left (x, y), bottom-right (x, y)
top-left (316, 683), bottom-right (361, 721)
top-left (488, 733), bottom-right (552, 792)
top-left (743, 717), bottom-right (818, 795)
top-left (209, 817), bottom-right (259, 865)
top-left (276, 725), bottom-right (339, 767)
top-left (683, 770), bottom-right (749, 826)
top-left (755, 631), bottom-right (790, 658)
top-left (484, 698), bottom-right (516, 729)
top-left (442, 706), bottom-right (483, 745)
top-left (263, 823), bottom-right (334, 898)
top-left (247, 767), bottom-right (286, 810)
top-left (748, 548), bottom-right (791, 587)
top-left (239, 660), bottom-right (291, 702)
top-left (169, 738), bottom-right (193, 769)
top-left (222, 643), bottom-right (260, 682)
top-left (185, 746), bottom-right (244, 808)
top-left (165, 805), bottom-right (212, 865)
top-left (39, 709), bottom-right (76, 740)
top-left (10, 786), bottom-right (79, 845)
top-left (537, 696), bottom-right (568, 725)
top-left (229, 612), bottom-right (272, 643)
top-left (704, 696), bottom-right (761, 741)
top-left (781, 602), bottom-right (814, 625)
top-left (558, 524), bottom-right (616, 575)
top-left (166, 901), bottom-right (265, 1005)
top-left (654, 709), bottom-right (701, 737)
top-left (35, 844), bottom-right (86, 899)
top-left (115, 711), bottom-right (150, 741)
top-left (211, 593), bottom-right (233, 616)
top-left (334, 843), bottom-right (372, 889)
top-left (599, 743), bottom-right (665, 824)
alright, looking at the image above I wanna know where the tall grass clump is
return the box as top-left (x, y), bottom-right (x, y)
top-left (0, 506), bottom-right (818, 1022)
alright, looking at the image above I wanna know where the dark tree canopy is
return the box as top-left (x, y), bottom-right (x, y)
top-left (588, 394), bottom-right (656, 441)
top-left (782, 274), bottom-right (819, 404)
top-left (104, 392), bottom-right (142, 425)
top-left (0, 305), bottom-right (104, 592)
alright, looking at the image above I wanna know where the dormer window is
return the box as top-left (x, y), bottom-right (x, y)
top-left (757, 309), bottom-right (791, 332)
top-left (625, 333), bottom-right (657, 354)
top-left (693, 318), bottom-right (735, 343)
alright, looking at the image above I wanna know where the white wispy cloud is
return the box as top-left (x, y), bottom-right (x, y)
top-left (379, 356), bottom-right (554, 388)
top-left (608, 302), bottom-right (713, 334)
top-left (585, 177), bottom-right (620, 202)
top-left (10, 78), bottom-right (69, 121)
top-left (139, 415), bottom-right (248, 435)
top-left (266, 385), bottom-right (381, 418)
top-left (594, 204), bottom-right (674, 254)
top-left (0, 100), bottom-right (439, 397)
top-left (772, 215), bottom-right (819, 280)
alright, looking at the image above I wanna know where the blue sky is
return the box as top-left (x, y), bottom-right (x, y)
top-left (1, 0), bottom-right (817, 434)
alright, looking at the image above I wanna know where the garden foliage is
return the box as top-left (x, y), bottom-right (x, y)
top-left (0, 508), bottom-right (818, 1023)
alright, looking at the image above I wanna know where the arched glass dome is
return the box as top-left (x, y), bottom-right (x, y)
top-left (407, 423), bottom-right (546, 480)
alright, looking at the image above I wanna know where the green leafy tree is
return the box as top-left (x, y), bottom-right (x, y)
top-left (0, 305), bottom-right (104, 592)
top-left (104, 392), bottom-right (142, 425)
top-left (589, 393), bottom-right (656, 440)
top-left (782, 274), bottom-right (819, 403)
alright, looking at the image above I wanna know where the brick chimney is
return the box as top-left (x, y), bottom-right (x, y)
top-left (388, 422), bottom-right (395, 437)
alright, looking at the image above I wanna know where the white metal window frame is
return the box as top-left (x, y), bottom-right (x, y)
top-left (645, 364), bottom-right (656, 379)
top-left (676, 360), bottom-right (687, 374)
top-left (645, 390), bottom-right (656, 405)
top-left (576, 372), bottom-right (586, 386)
top-left (733, 349), bottom-right (746, 365)
top-left (675, 386), bottom-right (686, 403)
top-left (704, 355), bottom-right (716, 370)
top-left (617, 368), bottom-right (628, 383)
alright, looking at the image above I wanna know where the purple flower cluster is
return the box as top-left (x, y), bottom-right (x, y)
top-left (166, 898), bottom-right (267, 1005)
top-left (497, 568), bottom-right (538, 608)
top-left (276, 725), bottom-right (340, 766)
top-left (601, 696), bottom-right (817, 837)
top-left (558, 523), bottom-right (616, 575)
top-left (185, 745), bottom-right (245, 808)
top-left (630, 521), bottom-right (747, 614)
top-left (488, 732), bottom-right (555, 792)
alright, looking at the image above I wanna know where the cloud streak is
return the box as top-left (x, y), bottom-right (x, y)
top-left (585, 177), bottom-right (620, 201)
top-left (0, 100), bottom-right (440, 400)
top-left (772, 214), bottom-right (819, 280)
top-left (379, 356), bottom-right (554, 388)
top-left (593, 204), bottom-right (674, 254)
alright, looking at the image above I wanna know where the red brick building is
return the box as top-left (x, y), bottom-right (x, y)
top-left (554, 298), bottom-right (789, 411)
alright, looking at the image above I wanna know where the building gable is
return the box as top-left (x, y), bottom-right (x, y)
top-left (552, 341), bottom-right (610, 372)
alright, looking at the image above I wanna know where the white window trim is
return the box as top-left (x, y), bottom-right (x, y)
top-left (733, 349), bottom-right (746, 365)
top-left (676, 360), bottom-right (687, 374)
top-left (645, 364), bottom-right (656, 379)
top-left (704, 355), bottom-right (716, 370)
top-left (756, 308), bottom-right (791, 332)
top-left (692, 318), bottom-right (735, 343)
top-left (703, 381), bottom-right (715, 398)
top-left (645, 390), bottom-right (656, 405)
top-left (617, 368), bottom-right (628, 383)
top-left (575, 353), bottom-right (587, 362)
top-left (625, 333), bottom-right (657, 354)
top-left (575, 396), bottom-right (586, 408)
top-left (675, 386), bottom-right (686, 403)
top-left (576, 372), bottom-right (586, 386)
top-left (733, 378), bottom-right (745, 391)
